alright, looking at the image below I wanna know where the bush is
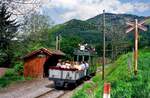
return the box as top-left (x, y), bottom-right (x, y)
top-left (14, 62), bottom-right (24, 75)
top-left (4, 69), bottom-right (17, 77)
top-left (0, 69), bottom-right (25, 88)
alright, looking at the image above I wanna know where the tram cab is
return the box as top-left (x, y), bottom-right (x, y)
top-left (73, 43), bottom-right (97, 76)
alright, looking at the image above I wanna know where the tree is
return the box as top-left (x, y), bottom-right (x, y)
top-left (61, 36), bottom-right (82, 60)
top-left (23, 12), bottom-right (53, 33)
top-left (0, 0), bottom-right (42, 20)
top-left (21, 13), bottom-right (54, 50)
top-left (0, 3), bottom-right (19, 66)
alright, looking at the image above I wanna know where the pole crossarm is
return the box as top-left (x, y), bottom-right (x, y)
top-left (126, 19), bottom-right (147, 33)
top-left (126, 21), bottom-right (134, 27)
top-left (126, 26), bottom-right (134, 33)
top-left (138, 24), bottom-right (147, 31)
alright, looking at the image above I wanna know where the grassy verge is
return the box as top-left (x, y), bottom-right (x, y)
top-left (0, 62), bottom-right (32, 88)
top-left (0, 69), bottom-right (25, 88)
top-left (72, 50), bottom-right (150, 98)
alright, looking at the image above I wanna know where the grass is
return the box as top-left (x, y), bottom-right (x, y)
top-left (72, 49), bottom-right (150, 98)
top-left (0, 69), bottom-right (25, 88)
top-left (145, 18), bottom-right (150, 25)
top-left (0, 61), bottom-right (32, 88)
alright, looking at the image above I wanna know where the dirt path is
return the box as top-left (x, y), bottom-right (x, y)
top-left (0, 78), bottom-right (78, 98)
top-left (0, 78), bottom-right (94, 98)
top-left (0, 78), bottom-right (53, 98)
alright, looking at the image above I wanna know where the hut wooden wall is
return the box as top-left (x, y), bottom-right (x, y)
top-left (24, 56), bottom-right (47, 78)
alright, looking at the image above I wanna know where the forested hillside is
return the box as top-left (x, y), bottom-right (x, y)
top-left (49, 13), bottom-right (150, 58)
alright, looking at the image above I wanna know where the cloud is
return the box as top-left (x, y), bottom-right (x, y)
top-left (41, 0), bottom-right (150, 23)
top-left (133, 3), bottom-right (150, 12)
top-left (115, 2), bottom-right (150, 13)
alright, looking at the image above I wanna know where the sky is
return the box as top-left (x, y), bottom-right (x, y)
top-left (39, 0), bottom-right (150, 24)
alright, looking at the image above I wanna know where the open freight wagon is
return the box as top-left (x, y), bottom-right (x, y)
top-left (49, 44), bottom-right (97, 87)
top-left (49, 67), bottom-right (87, 87)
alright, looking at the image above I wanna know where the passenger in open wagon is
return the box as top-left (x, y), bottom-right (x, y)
top-left (74, 62), bottom-right (82, 70)
top-left (65, 60), bottom-right (71, 68)
top-left (80, 61), bottom-right (86, 70)
top-left (56, 59), bottom-right (62, 67)
top-left (84, 61), bottom-right (89, 69)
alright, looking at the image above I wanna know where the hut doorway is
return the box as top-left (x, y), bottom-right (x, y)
top-left (43, 55), bottom-right (60, 77)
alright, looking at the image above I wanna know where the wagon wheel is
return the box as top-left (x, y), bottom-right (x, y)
top-left (67, 83), bottom-right (77, 89)
top-left (54, 81), bottom-right (65, 89)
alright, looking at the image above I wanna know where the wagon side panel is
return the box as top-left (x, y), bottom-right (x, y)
top-left (49, 69), bottom-right (61, 79)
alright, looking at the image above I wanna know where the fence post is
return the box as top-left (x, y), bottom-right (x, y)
top-left (103, 83), bottom-right (111, 98)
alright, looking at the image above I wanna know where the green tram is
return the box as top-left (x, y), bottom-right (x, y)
top-left (73, 44), bottom-right (97, 76)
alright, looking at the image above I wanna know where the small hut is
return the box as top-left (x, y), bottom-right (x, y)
top-left (23, 48), bottom-right (65, 78)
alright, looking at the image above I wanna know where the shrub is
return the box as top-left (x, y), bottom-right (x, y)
top-left (0, 69), bottom-right (25, 88)
top-left (14, 62), bottom-right (24, 75)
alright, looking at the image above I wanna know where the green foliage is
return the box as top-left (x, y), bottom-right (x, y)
top-left (73, 50), bottom-right (150, 98)
top-left (4, 69), bottom-right (17, 77)
top-left (26, 43), bottom-right (43, 52)
top-left (103, 51), bottom-right (150, 98)
top-left (92, 74), bottom-right (101, 83)
top-left (0, 69), bottom-right (25, 88)
top-left (1, 12), bottom-right (55, 67)
top-left (72, 83), bottom-right (94, 98)
top-left (73, 89), bottom-right (88, 98)
top-left (61, 36), bottom-right (82, 59)
top-left (145, 18), bottom-right (150, 25)
top-left (88, 65), bottom-right (97, 75)
top-left (14, 62), bottom-right (24, 75)
top-left (0, 3), bottom-right (19, 66)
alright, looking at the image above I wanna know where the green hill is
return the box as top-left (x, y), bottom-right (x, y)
top-left (50, 13), bottom-right (149, 40)
top-left (49, 13), bottom-right (150, 48)
top-left (72, 49), bottom-right (150, 98)
top-left (87, 13), bottom-right (145, 25)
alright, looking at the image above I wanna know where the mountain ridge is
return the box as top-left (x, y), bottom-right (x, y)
top-left (49, 13), bottom-right (150, 54)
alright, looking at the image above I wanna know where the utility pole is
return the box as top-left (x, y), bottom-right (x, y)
top-left (134, 19), bottom-right (138, 75)
top-left (56, 33), bottom-right (61, 50)
top-left (102, 10), bottom-right (106, 80)
top-left (126, 19), bottom-right (147, 76)
top-left (58, 34), bottom-right (61, 50)
top-left (56, 35), bottom-right (59, 50)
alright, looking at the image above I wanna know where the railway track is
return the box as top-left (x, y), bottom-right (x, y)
top-left (36, 88), bottom-right (71, 98)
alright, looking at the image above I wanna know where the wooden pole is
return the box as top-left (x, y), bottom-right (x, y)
top-left (102, 10), bottom-right (105, 80)
top-left (134, 19), bottom-right (138, 75)
top-left (56, 35), bottom-right (58, 50)
top-left (58, 34), bottom-right (61, 50)
top-left (126, 19), bottom-right (147, 76)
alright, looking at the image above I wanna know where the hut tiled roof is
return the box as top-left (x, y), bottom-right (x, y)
top-left (23, 48), bottom-right (65, 59)
top-left (52, 50), bottom-right (65, 56)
